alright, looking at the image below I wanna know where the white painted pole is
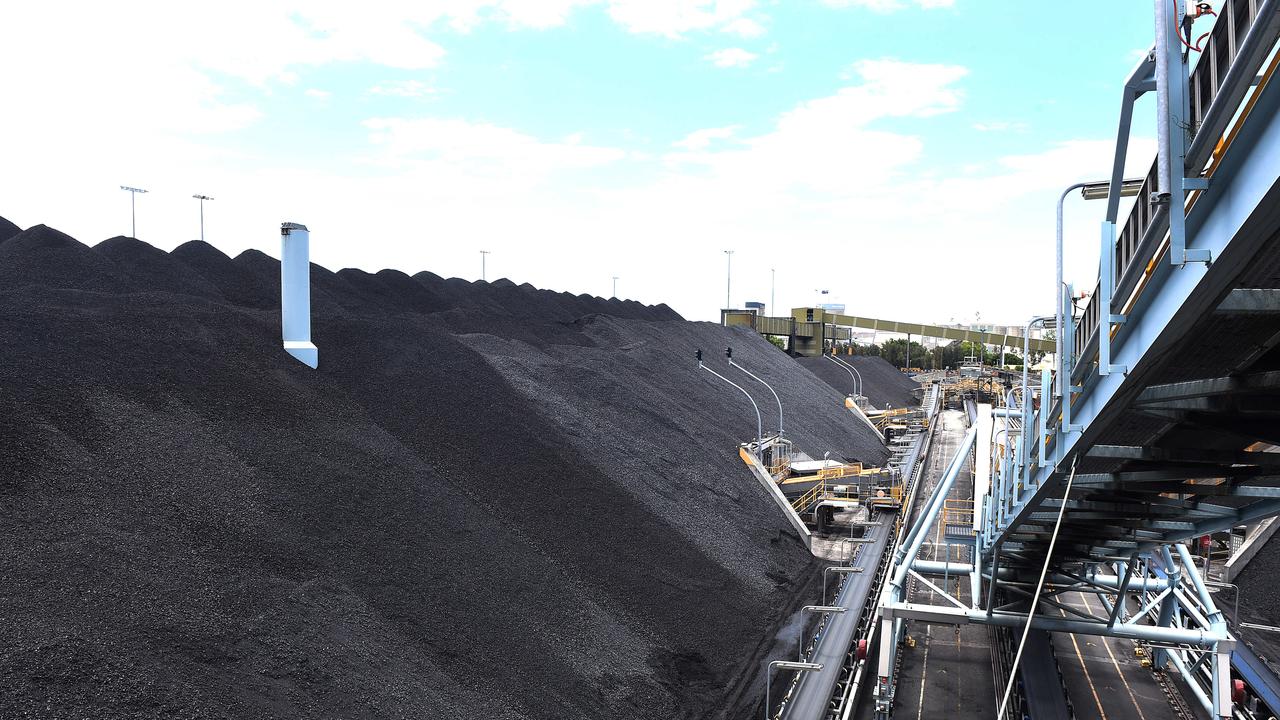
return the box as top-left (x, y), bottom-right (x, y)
top-left (281, 222), bottom-right (318, 369)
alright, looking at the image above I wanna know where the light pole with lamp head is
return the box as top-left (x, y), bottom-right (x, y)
top-left (727, 346), bottom-right (784, 437)
top-left (1055, 178), bottom-right (1142, 403)
top-left (697, 349), bottom-right (763, 455)
top-left (724, 250), bottom-right (734, 309)
top-left (765, 661), bottom-right (822, 720)
top-left (193, 194), bottom-right (214, 242)
top-left (120, 185), bottom-right (148, 237)
top-left (828, 353), bottom-right (863, 400)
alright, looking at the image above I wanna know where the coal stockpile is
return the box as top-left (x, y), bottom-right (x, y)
top-left (0, 217), bottom-right (887, 720)
top-left (1230, 536), bottom-right (1280, 627)
top-left (795, 355), bottom-right (920, 409)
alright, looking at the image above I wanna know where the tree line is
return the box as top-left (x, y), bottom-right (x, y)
top-left (833, 339), bottom-right (1047, 371)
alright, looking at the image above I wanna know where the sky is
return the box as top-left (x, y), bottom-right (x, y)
top-left (0, 1), bottom-right (1170, 324)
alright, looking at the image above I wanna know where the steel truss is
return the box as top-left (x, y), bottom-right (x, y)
top-left (875, 426), bottom-right (1235, 719)
top-left (875, 2), bottom-right (1280, 717)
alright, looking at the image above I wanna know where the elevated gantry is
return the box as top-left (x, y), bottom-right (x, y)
top-left (874, 1), bottom-right (1280, 718)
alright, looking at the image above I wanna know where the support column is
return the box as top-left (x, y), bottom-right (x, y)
top-left (875, 616), bottom-right (896, 719)
top-left (1039, 368), bottom-right (1051, 468)
top-left (281, 222), bottom-right (319, 369)
top-left (1213, 651), bottom-right (1233, 719)
top-left (1154, 545), bottom-right (1180, 668)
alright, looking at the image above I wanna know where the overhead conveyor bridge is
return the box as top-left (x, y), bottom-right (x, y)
top-left (722, 308), bottom-right (1053, 358)
top-left (877, 2), bottom-right (1280, 719)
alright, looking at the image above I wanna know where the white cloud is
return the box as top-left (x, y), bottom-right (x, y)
top-left (0, 0), bottom-right (1154, 331)
top-left (722, 17), bottom-right (767, 37)
top-left (607, 0), bottom-right (758, 37)
top-left (659, 59), bottom-right (967, 202)
top-left (305, 88), bottom-right (333, 100)
top-left (370, 80), bottom-right (438, 98)
top-left (363, 117), bottom-right (626, 174)
top-left (973, 121), bottom-right (1028, 132)
top-left (673, 126), bottom-right (740, 150)
top-left (822, 0), bottom-right (954, 11)
top-left (706, 48), bottom-right (759, 68)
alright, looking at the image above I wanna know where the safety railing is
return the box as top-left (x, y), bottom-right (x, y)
top-left (1190, 0), bottom-right (1265, 131)
top-left (792, 481), bottom-right (827, 515)
top-left (769, 456), bottom-right (792, 481)
top-left (818, 463), bottom-right (864, 481)
top-left (943, 499), bottom-right (976, 535)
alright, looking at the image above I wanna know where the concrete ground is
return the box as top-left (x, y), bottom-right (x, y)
top-left (1049, 592), bottom-right (1204, 720)
top-left (848, 407), bottom-right (1206, 720)
top-left (851, 409), bottom-right (998, 720)
top-left (891, 409), bottom-right (997, 720)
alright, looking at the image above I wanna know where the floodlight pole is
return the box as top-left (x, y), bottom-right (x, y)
top-left (612, 276), bottom-right (618, 298)
top-left (193, 194), bottom-right (214, 242)
top-left (480, 250), bottom-right (490, 282)
top-left (727, 347), bottom-right (783, 436)
top-left (120, 185), bottom-right (148, 237)
top-left (828, 353), bottom-right (862, 398)
top-left (1055, 178), bottom-right (1142, 404)
top-left (724, 250), bottom-right (734, 309)
top-left (697, 350), bottom-right (763, 454)
top-left (770, 267), bottom-right (776, 316)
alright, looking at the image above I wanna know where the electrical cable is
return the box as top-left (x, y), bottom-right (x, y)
top-left (994, 455), bottom-right (1079, 720)
top-left (1175, 1), bottom-right (1217, 53)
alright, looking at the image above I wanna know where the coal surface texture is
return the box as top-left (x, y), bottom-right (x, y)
top-left (796, 355), bottom-right (920, 409)
top-left (0, 216), bottom-right (887, 720)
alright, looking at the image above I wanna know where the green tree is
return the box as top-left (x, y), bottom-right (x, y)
top-left (879, 338), bottom-right (931, 369)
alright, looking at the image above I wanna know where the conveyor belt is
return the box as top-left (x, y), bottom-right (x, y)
top-left (1019, 630), bottom-right (1071, 720)
top-left (779, 517), bottom-right (894, 720)
top-left (777, 392), bottom-right (941, 720)
top-left (1234, 643), bottom-right (1280, 717)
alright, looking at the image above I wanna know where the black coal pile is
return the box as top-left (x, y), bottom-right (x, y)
top-left (795, 355), bottom-right (920, 409)
top-left (1230, 535), bottom-right (1280, 621)
top-left (0, 217), bottom-right (886, 720)
top-left (1216, 535), bottom-right (1280, 667)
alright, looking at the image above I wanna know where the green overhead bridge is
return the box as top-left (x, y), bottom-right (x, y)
top-left (721, 307), bottom-right (1055, 357)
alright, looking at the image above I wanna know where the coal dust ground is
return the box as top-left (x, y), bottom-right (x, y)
top-left (0, 218), bottom-right (887, 720)
top-left (794, 355), bottom-right (920, 409)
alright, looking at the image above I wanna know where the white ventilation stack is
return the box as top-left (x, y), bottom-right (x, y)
top-left (280, 222), bottom-right (318, 369)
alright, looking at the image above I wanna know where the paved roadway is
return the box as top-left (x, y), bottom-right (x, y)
top-left (1049, 592), bottom-right (1197, 720)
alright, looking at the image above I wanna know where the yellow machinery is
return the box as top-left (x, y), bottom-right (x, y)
top-left (789, 464), bottom-right (902, 516)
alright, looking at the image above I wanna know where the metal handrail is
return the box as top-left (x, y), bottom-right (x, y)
top-left (1072, 1), bottom-right (1275, 380)
top-left (792, 481), bottom-right (827, 514)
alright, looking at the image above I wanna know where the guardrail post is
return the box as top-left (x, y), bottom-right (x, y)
top-left (1156, 0), bottom-right (1212, 266)
top-left (1062, 283), bottom-right (1082, 433)
top-left (1098, 220), bottom-right (1127, 377)
top-left (1039, 368), bottom-right (1051, 469)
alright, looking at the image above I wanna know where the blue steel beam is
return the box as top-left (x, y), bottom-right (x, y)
top-left (993, 54), bottom-right (1280, 552)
